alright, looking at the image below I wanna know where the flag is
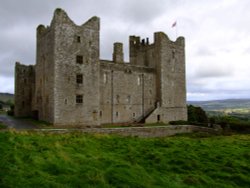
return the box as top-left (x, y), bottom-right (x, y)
top-left (172, 21), bottom-right (177, 28)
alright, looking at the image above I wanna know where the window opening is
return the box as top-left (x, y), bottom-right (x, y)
top-left (172, 50), bottom-right (175, 59)
top-left (77, 36), bottom-right (81, 43)
top-left (76, 55), bottom-right (83, 64)
top-left (76, 95), bottom-right (83, 104)
top-left (116, 95), bottom-right (120, 103)
top-left (127, 95), bottom-right (131, 103)
top-left (157, 114), bottom-right (161, 122)
top-left (103, 73), bottom-right (107, 84)
top-left (137, 76), bottom-right (141, 85)
top-left (76, 74), bottom-right (83, 84)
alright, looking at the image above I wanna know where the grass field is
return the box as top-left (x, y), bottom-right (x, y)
top-left (0, 131), bottom-right (249, 187)
top-left (0, 122), bottom-right (7, 129)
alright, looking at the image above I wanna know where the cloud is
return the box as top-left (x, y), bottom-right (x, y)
top-left (196, 46), bottom-right (215, 56)
top-left (194, 63), bottom-right (233, 78)
top-left (119, 0), bottom-right (170, 24)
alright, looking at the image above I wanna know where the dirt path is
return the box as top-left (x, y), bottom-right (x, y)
top-left (0, 114), bottom-right (38, 129)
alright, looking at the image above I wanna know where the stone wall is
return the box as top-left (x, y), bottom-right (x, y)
top-left (36, 125), bottom-right (219, 138)
top-left (35, 22), bottom-right (55, 123)
top-left (99, 60), bottom-right (156, 124)
top-left (14, 63), bottom-right (35, 117)
top-left (145, 32), bottom-right (187, 123)
top-left (52, 9), bottom-right (100, 126)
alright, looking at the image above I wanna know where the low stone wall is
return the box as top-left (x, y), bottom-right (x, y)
top-left (37, 125), bottom-right (219, 138)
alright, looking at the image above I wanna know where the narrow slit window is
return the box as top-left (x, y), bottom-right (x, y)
top-left (137, 76), bottom-right (141, 85)
top-left (103, 73), bottom-right (107, 84)
top-left (157, 114), bottom-right (161, 122)
top-left (172, 50), bottom-right (175, 59)
top-left (77, 36), bottom-right (81, 43)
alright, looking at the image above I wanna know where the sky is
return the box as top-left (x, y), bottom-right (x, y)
top-left (0, 0), bottom-right (250, 101)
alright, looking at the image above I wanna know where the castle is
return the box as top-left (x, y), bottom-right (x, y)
top-left (15, 8), bottom-right (187, 127)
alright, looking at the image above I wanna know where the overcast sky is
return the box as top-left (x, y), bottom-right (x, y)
top-left (0, 0), bottom-right (250, 101)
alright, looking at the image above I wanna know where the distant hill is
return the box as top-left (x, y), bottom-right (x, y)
top-left (0, 93), bottom-right (14, 103)
top-left (188, 99), bottom-right (250, 111)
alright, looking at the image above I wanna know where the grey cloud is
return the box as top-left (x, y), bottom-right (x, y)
top-left (196, 46), bottom-right (215, 56)
top-left (195, 66), bottom-right (232, 78)
top-left (0, 0), bottom-right (55, 26)
top-left (119, 0), bottom-right (169, 24)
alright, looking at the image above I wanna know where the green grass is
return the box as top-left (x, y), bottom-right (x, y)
top-left (0, 122), bottom-right (7, 129)
top-left (0, 131), bottom-right (249, 187)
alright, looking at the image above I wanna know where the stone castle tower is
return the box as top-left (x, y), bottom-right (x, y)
top-left (15, 8), bottom-right (187, 127)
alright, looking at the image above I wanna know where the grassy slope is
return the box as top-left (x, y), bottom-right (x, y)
top-left (0, 132), bottom-right (249, 188)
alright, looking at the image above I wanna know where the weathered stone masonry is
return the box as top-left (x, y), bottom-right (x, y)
top-left (15, 8), bottom-right (187, 127)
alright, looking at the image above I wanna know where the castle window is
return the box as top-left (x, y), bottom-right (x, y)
top-left (76, 74), bottom-right (83, 84)
top-left (100, 111), bottom-right (102, 117)
top-left (93, 110), bottom-right (97, 121)
top-left (133, 113), bottom-right (135, 118)
top-left (127, 95), bottom-right (131, 103)
top-left (76, 55), bottom-right (83, 64)
top-left (77, 36), bottom-right (81, 43)
top-left (172, 50), bottom-right (175, 59)
top-left (76, 95), bottom-right (83, 104)
top-left (157, 114), bottom-right (161, 122)
top-left (116, 95), bottom-right (120, 103)
top-left (103, 73), bottom-right (107, 84)
top-left (137, 76), bottom-right (141, 85)
top-left (64, 99), bottom-right (67, 105)
top-left (116, 111), bottom-right (119, 117)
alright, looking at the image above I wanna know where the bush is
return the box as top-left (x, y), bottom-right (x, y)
top-left (169, 120), bottom-right (189, 125)
top-left (7, 105), bottom-right (14, 116)
top-left (188, 105), bottom-right (208, 125)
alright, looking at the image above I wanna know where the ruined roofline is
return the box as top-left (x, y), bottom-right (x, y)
top-left (129, 32), bottom-right (184, 46)
top-left (154, 32), bottom-right (185, 46)
top-left (37, 8), bottom-right (100, 36)
top-left (15, 61), bottom-right (35, 68)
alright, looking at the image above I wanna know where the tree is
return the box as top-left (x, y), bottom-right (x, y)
top-left (188, 105), bottom-right (208, 124)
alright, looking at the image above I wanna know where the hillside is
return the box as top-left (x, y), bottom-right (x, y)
top-left (0, 132), bottom-right (249, 187)
top-left (0, 93), bottom-right (14, 103)
top-left (188, 99), bottom-right (250, 111)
